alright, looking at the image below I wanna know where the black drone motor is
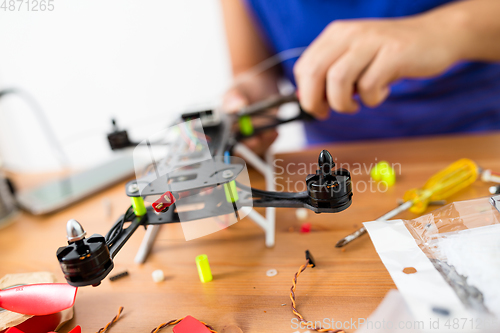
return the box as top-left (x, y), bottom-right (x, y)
top-left (56, 219), bottom-right (114, 287)
top-left (107, 119), bottom-right (134, 150)
top-left (306, 150), bottom-right (352, 212)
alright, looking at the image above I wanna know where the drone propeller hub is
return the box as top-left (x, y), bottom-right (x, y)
top-left (66, 219), bottom-right (86, 243)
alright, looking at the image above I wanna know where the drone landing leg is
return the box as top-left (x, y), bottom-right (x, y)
top-left (134, 224), bottom-right (162, 264)
top-left (234, 143), bottom-right (276, 247)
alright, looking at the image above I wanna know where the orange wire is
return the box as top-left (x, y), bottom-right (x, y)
top-left (290, 260), bottom-right (346, 333)
top-left (151, 317), bottom-right (218, 333)
top-left (97, 306), bottom-right (124, 333)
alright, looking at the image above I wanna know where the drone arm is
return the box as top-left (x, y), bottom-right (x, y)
top-left (109, 214), bottom-right (147, 259)
top-left (235, 108), bottom-right (314, 142)
top-left (237, 93), bottom-right (298, 116)
top-left (238, 193), bottom-right (352, 214)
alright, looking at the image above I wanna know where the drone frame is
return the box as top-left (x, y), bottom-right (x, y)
top-left (56, 93), bottom-right (353, 287)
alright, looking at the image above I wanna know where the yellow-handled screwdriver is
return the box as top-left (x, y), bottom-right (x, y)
top-left (335, 158), bottom-right (479, 248)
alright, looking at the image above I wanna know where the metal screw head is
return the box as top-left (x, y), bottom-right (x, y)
top-left (128, 183), bottom-right (139, 193)
top-left (66, 219), bottom-right (86, 242)
top-left (222, 170), bottom-right (234, 179)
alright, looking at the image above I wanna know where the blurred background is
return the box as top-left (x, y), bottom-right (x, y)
top-left (0, 0), bottom-right (305, 172)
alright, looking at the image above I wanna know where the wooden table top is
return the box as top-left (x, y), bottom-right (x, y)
top-left (1, 131), bottom-right (499, 333)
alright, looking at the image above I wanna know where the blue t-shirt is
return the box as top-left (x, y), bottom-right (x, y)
top-left (245, 0), bottom-right (500, 144)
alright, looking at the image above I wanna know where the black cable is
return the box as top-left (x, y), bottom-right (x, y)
top-left (250, 113), bottom-right (305, 133)
top-left (235, 181), bottom-right (307, 199)
top-left (251, 113), bottom-right (280, 120)
top-left (235, 109), bottom-right (314, 142)
top-left (106, 205), bottom-right (135, 247)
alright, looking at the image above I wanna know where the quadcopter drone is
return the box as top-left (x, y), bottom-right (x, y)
top-left (55, 92), bottom-right (354, 287)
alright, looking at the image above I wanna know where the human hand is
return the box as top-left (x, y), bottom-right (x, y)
top-left (294, 15), bottom-right (463, 118)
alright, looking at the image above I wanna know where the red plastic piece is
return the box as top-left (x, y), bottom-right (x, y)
top-left (5, 328), bottom-right (23, 333)
top-left (14, 312), bottom-right (61, 333)
top-left (300, 222), bottom-right (311, 233)
top-left (172, 316), bottom-right (211, 333)
top-left (5, 325), bottom-right (81, 333)
top-left (67, 326), bottom-right (82, 333)
top-left (0, 283), bottom-right (77, 316)
top-left (152, 191), bottom-right (176, 213)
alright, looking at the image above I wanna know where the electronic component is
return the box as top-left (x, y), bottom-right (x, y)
top-left (109, 271), bottom-right (129, 282)
top-left (152, 191), bottom-right (176, 214)
top-left (289, 251), bottom-right (340, 332)
top-left (305, 150), bottom-right (352, 212)
top-left (181, 109), bottom-right (220, 128)
top-left (57, 220), bottom-right (113, 287)
top-left (305, 249), bottom-right (315, 267)
top-left (57, 233), bottom-right (113, 287)
top-left (57, 213), bottom-right (146, 287)
top-left (107, 119), bottom-right (134, 150)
